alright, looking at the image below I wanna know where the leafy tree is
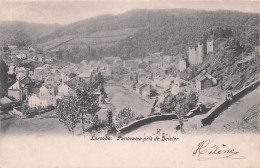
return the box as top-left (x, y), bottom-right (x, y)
top-left (56, 96), bottom-right (81, 134)
top-left (0, 59), bottom-right (8, 97)
top-left (115, 107), bottom-right (136, 128)
top-left (56, 85), bottom-right (100, 135)
top-left (160, 91), bottom-right (198, 115)
top-left (150, 88), bottom-right (159, 98)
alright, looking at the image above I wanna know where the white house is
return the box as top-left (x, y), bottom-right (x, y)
top-left (28, 95), bottom-right (48, 108)
top-left (8, 80), bottom-right (22, 100)
top-left (16, 53), bottom-right (27, 59)
top-left (39, 85), bottom-right (56, 106)
top-left (8, 66), bottom-right (15, 75)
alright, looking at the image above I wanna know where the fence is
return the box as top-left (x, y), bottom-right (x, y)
top-left (201, 78), bottom-right (260, 126)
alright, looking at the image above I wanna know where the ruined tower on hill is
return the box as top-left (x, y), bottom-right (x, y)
top-left (188, 42), bottom-right (204, 65)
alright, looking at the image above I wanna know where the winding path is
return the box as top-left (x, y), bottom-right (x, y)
top-left (127, 86), bottom-right (260, 135)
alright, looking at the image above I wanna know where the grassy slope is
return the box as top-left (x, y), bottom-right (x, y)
top-left (38, 28), bottom-right (139, 51)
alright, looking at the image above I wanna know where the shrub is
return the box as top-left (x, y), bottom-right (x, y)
top-left (115, 107), bottom-right (136, 128)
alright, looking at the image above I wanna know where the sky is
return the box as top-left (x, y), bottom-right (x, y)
top-left (0, 0), bottom-right (259, 25)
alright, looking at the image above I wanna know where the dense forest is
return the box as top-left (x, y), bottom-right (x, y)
top-left (1, 9), bottom-right (259, 62)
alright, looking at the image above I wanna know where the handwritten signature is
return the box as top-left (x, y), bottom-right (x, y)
top-left (193, 140), bottom-right (246, 161)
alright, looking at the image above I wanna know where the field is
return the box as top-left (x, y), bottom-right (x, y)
top-left (38, 28), bottom-right (139, 51)
top-left (106, 85), bottom-right (153, 118)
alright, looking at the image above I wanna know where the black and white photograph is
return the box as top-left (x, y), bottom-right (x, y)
top-left (0, 0), bottom-right (259, 167)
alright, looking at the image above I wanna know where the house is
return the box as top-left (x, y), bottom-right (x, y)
top-left (162, 55), bottom-right (173, 63)
top-left (111, 66), bottom-right (124, 76)
top-left (78, 71), bottom-right (94, 83)
top-left (15, 67), bottom-right (27, 75)
top-left (149, 53), bottom-right (162, 63)
top-left (80, 60), bottom-right (88, 65)
top-left (37, 56), bottom-right (45, 62)
top-left (8, 79), bottom-right (22, 101)
top-left (8, 45), bottom-right (18, 50)
top-left (43, 64), bottom-right (51, 69)
top-left (178, 59), bottom-right (187, 72)
top-left (123, 60), bottom-right (139, 71)
top-left (28, 46), bottom-right (36, 52)
top-left (28, 95), bottom-right (47, 108)
top-left (45, 57), bottom-right (53, 62)
top-left (20, 76), bottom-right (33, 98)
top-left (236, 55), bottom-right (256, 68)
top-left (8, 66), bottom-right (15, 75)
top-left (44, 75), bottom-right (56, 85)
top-left (104, 57), bottom-right (122, 65)
top-left (152, 76), bottom-right (174, 91)
top-left (138, 74), bottom-right (151, 85)
top-left (57, 82), bottom-right (76, 98)
top-left (16, 53), bottom-right (27, 59)
top-left (113, 57), bottom-right (122, 66)
top-left (161, 64), bottom-right (172, 75)
top-left (195, 71), bottom-right (217, 92)
top-left (136, 83), bottom-right (151, 98)
top-left (33, 66), bottom-right (52, 80)
top-left (31, 73), bottom-right (43, 81)
top-left (28, 85), bottom-right (57, 109)
top-left (39, 84), bottom-right (56, 106)
top-left (223, 75), bottom-right (243, 90)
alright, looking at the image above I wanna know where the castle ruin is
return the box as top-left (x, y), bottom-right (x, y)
top-left (188, 40), bottom-right (214, 65)
top-left (188, 42), bottom-right (204, 65)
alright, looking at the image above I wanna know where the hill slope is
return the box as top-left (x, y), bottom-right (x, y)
top-left (0, 21), bottom-right (61, 46)
top-left (36, 9), bottom-right (259, 61)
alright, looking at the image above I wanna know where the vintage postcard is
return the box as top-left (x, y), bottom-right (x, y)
top-left (0, 0), bottom-right (259, 167)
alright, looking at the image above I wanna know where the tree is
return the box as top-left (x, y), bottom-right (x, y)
top-left (95, 72), bottom-right (105, 87)
top-left (0, 59), bottom-right (8, 97)
top-left (185, 91), bottom-right (198, 111)
top-left (56, 85), bottom-right (101, 135)
top-left (159, 91), bottom-right (198, 115)
top-left (56, 96), bottom-right (81, 134)
top-left (115, 107), bottom-right (136, 128)
top-left (106, 109), bottom-right (117, 135)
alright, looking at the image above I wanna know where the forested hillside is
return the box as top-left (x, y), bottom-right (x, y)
top-left (0, 21), bottom-right (61, 47)
top-left (1, 9), bottom-right (259, 62)
top-left (36, 9), bottom-right (259, 62)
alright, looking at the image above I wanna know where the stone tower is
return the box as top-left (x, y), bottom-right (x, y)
top-left (207, 40), bottom-right (214, 54)
top-left (197, 42), bottom-right (204, 64)
top-left (188, 47), bottom-right (198, 65)
top-left (188, 42), bottom-right (204, 65)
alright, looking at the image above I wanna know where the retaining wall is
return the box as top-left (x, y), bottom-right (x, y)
top-left (118, 114), bottom-right (178, 135)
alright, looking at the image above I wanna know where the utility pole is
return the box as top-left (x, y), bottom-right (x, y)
top-left (172, 112), bottom-right (188, 133)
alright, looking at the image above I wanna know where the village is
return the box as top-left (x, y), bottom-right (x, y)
top-left (0, 37), bottom-right (259, 135)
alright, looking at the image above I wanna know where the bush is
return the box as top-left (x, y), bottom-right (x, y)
top-left (115, 107), bottom-right (136, 128)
